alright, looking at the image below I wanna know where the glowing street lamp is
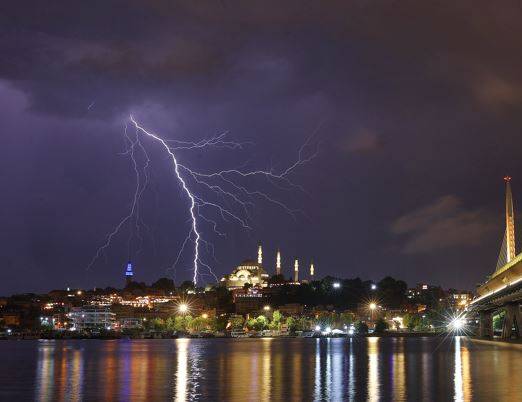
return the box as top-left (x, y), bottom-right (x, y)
top-left (263, 305), bottom-right (271, 311)
top-left (369, 302), bottom-right (377, 321)
top-left (178, 303), bottom-right (189, 314)
top-left (202, 313), bottom-right (208, 319)
top-left (315, 325), bottom-right (321, 332)
top-left (332, 282), bottom-right (341, 289)
top-left (449, 316), bottom-right (466, 332)
top-left (371, 284), bottom-right (377, 290)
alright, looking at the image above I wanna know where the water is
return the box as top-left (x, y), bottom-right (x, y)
top-left (0, 337), bottom-right (520, 401)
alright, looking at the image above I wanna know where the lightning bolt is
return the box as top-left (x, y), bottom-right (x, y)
top-left (130, 116), bottom-right (202, 284)
top-left (88, 115), bottom-right (319, 285)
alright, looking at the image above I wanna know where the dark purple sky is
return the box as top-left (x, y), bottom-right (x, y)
top-left (1, 1), bottom-right (522, 294)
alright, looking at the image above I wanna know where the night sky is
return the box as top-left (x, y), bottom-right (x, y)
top-left (2, 1), bottom-right (522, 295)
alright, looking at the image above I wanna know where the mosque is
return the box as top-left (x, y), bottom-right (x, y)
top-left (220, 244), bottom-right (315, 290)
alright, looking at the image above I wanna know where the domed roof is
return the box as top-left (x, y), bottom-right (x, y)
top-left (239, 259), bottom-right (260, 266)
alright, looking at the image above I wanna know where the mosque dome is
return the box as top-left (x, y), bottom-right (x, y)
top-left (221, 256), bottom-right (269, 289)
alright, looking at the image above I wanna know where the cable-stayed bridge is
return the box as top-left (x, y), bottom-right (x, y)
top-left (470, 177), bottom-right (522, 339)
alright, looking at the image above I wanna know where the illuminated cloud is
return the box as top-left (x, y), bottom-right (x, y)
top-left (472, 73), bottom-right (522, 109)
top-left (391, 195), bottom-right (496, 254)
top-left (341, 129), bottom-right (380, 153)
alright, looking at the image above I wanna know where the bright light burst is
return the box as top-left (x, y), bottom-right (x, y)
top-left (88, 115), bottom-right (318, 284)
top-left (447, 314), bottom-right (468, 334)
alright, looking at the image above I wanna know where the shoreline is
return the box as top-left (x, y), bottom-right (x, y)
top-left (1, 331), bottom-right (444, 341)
top-left (470, 337), bottom-right (522, 350)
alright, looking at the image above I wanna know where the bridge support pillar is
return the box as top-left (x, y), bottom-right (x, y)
top-left (501, 303), bottom-right (521, 340)
top-left (479, 311), bottom-right (493, 338)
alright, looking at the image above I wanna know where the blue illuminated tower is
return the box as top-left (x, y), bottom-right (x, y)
top-left (125, 261), bottom-right (134, 285)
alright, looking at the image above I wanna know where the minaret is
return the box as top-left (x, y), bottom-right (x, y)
top-left (294, 258), bottom-right (299, 282)
top-left (505, 176), bottom-right (516, 262)
top-left (310, 260), bottom-right (315, 279)
top-left (258, 243), bottom-right (263, 265)
top-left (276, 249), bottom-right (281, 276)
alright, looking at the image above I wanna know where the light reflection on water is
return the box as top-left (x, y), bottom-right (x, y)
top-left (0, 337), bottom-right (520, 401)
top-left (367, 337), bottom-right (380, 401)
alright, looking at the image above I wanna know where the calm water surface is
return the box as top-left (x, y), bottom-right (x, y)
top-left (0, 337), bottom-right (520, 401)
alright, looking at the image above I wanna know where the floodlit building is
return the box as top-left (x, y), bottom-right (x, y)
top-left (221, 259), bottom-right (270, 290)
top-left (445, 290), bottom-right (473, 309)
top-left (125, 261), bottom-right (134, 285)
top-left (70, 306), bottom-right (116, 331)
top-left (221, 244), bottom-right (270, 290)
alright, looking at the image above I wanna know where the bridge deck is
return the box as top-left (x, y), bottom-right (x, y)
top-left (473, 257), bottom-right (522, 306)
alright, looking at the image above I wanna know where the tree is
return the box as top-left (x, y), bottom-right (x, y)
top-left (189, 317), bottom-right (208, 333)
top-left (269, 310), bottom-right (283, 330)
top-left (179, 281), bottom-right (195, 293)
top-left (151, 318), bottom-right (165, 331)
top-left (245, 318), bottom-right (257, 330)
top-left (493, 311), bottom-right (505, 332)
top-left (174, 316), bottom-right (188, 332)
top-left (374, 318), bottom-right (389, 333)
top-left (229, 316), bottom-right (244, 329)
top-left (151, 278), bottom-right (176, 293)
top-left (246, 315), bottom-right (268, 331)
top-left (339, 312), bottom-right (354, 327)
top-left (124, 281), bottom-right (147, 295)
top-left (286, 317), bottom-right (296, 333)
top-left (255, 315), bottom-right (269, 331)
top-left (165, 317), bottom-right (176, 331)
top-left (403, 313), bottom-right (421, 331)
top-left (295, 317), bottom-right (311, 332)
top-left (211, 315), bottom-right (228, 332)
top-left (377, 276), bottom-right (408, 308)
top-left (355, 321), bottom-right (369, 334)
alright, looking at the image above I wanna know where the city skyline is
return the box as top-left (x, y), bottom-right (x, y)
top-left (3, 2), bottom-right (522, 294)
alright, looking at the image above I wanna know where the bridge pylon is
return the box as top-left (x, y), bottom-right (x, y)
top-left (504, 176), bottom-right (516, 263)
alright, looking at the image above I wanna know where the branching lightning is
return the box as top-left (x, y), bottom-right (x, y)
top-left (88, 115), bottom-right (319, 285)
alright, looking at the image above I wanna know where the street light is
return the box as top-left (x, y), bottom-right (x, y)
top-left (202, 313), bottom-right (208, 319)
top-left (371, 284), bottom-right (377, 290)
top-left (333, 282), bottom-right (341, 289)
top-left (178, 303), bottom-right (189, 314)
top-left (263, 305), bottom-right (271, 311)
top-left (315, 325), bottom-right (321, 331)
top-left (369, 302), bottom-right (377, 321)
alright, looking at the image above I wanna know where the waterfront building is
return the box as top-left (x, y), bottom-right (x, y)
top-left (445, 289), bottom-right (473, 309)
top-left (278, 303), bottom-right (304, 316)
top-left (70, 306), bottom-right (116, 331)
top-left (234, 288), bottom-right (267, 315)
top-left (119, 317), bottom-right (143, 330)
